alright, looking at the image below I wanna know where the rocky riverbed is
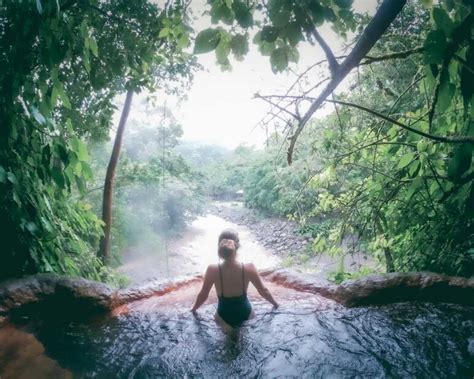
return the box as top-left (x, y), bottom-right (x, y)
top-left (210, 202), bottom-right (310, 256)
top-left (209, 201), bottom-right (374, 275)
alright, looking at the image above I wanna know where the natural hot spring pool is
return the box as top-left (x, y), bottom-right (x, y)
top-left (1, 281), bottom-right (474, 378)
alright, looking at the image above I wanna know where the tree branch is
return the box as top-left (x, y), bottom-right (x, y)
top-left (312, 29), bottom-right (339, 74)
top-left (325, 99), bottom-right (474, 144)
top-left (287, 0), bottom-right (408, 164)
top-left (361, 46), bottom-right (423, 65)
top-left (254, 93), bottom-right (299, 120)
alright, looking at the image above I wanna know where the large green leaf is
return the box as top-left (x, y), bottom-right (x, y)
top-left (447, 144), bottom-right (472, 180)
top-left (398, 152), bottom-right (416, 169)
top-left (232, 1), bottom-right (253, 28)
top-left (432, 7), bottom-right (454, 36)
top-left (423, 29), bottom-right (447, 64)
top-left (230, 34), bottom-right (249, 59)
top-left (270, 47), bottom-right (289, 73)
top-left (194, 28), bottom-right (221, 54)
top-left (261, 26), bottom-right (280, 43)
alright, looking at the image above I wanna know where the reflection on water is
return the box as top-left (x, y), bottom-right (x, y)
top-left (8, 282), bottom-right (474, 378)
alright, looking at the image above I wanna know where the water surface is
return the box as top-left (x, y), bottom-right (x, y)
top-left (8, 281), bottom-right (474, 378)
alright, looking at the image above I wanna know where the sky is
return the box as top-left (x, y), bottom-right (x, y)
top-left (125, 0), bottom-right (378, 150)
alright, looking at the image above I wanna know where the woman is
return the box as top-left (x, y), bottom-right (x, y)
top-left (191, 229), bottom-right (279, 330)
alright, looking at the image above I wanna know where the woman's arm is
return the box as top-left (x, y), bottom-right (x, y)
top-left (191, 265), bottom-right (215, 312)
top-left (248, 264), bottom-right (279, 308)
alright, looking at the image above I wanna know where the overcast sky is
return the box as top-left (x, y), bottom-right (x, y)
top-left (125, 0), bottom-right (378, 149)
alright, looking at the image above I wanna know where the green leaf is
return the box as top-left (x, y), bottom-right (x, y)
top-left (0, 166), bottom-right (6, 183)
top-left (55, 81), bottom-right (71, 109)
top-left (7, 172), bottom-right (17, 185)
top-left (232, 1), bottom-right (253, 28)
top-left (447, 144), bottom-right (472, 180)
top-left (261, 26), bottom-right (280, 43)
top-left (81, 162), bottom-right (94, 179)
top-left (158, 28), bottom-right (170, 38)
top-left (437, 80), bottom-right (455, 113)
top-left (281, 22), bottom-right (303, 47)
top-left (460, 48), bottom-right (474, 110)
top-left (50, 84), bottom-right (59, 108)
top-left (270, 47), bottom-right (289, 73)
top-left (215, 32), bottom-right (231, 65)
top-left (398, 152), bottom-right (415, 169)
top-left (421, 0), bottom-right (433, 8)
top-left (177, 35), bottom-right (189, 49)
top-left (308, 1), bottom-right (325, 26)
top-left (270, 7), bottom-right (291, 28)
top-left (432, 7), bottom-right (454, 36)
top-left (89, 36), bottom-right (99, 57)
top-left (72, 138), bottom-right (89, 161)
top-left (26, 222), bottom-right (39, 235)
top-left (211, 2), bottom-right (233, 25)
top-left (424, 29), bottom-right (447, 64)
top-left (194, 28), bottom-right (221, 54)
top-left (51, 166), bottom-right (65, 188)
top-left (409, 160), bottom-right (420, 176)
top-left (230, 34), bottom-right (249, 59)
top-left (417, 140), bottom-right (427, 152)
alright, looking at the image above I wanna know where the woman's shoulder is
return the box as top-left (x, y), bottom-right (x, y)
top-left (243, 262), bottom-right (257, 273)
top-left (205, 263), bottom-right (219, 274)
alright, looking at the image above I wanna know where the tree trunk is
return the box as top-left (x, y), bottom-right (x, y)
top-left (98, 89), bottom-right (134, 263)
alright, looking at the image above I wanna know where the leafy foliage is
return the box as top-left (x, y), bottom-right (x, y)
top-left (0, 0), bottom-right (194, 280)
top-left (194, 0), bottom-right (357, 72)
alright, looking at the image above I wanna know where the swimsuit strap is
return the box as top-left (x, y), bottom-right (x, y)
top-left (218, 263), bottom-right (224, 297)
top-left (241, 263), bottom-right (246, 294)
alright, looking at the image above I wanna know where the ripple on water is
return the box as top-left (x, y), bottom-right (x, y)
top-left (4, 283), bottom-right (474, 379)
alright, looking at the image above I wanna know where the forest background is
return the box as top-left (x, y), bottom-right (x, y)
top-left (0, 0), bottom-right (472, 285)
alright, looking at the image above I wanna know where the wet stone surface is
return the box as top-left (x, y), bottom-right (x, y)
top-left (7, 282), bottom-right (474, 379)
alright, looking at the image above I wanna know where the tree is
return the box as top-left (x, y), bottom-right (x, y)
top-left (99, 89), bottom-right (133, 262)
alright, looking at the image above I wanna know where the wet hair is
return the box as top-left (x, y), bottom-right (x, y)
top-left (218, 229), bottom-right (240, 250)
top-left (218, 239), bottom-right (236, 261)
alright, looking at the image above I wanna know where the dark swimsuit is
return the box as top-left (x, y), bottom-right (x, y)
top-left (217, 263), bottom-right (252, 327)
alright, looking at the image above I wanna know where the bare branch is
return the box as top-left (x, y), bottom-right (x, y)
top-left (254, 93), bottom-right (300, 120)
top-left (361, 46), bottom-right (424, 65)
top-left (325, 99), bottom-right (474, 144)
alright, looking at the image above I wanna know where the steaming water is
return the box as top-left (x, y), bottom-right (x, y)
top-left (119, 214), bottom-right (279, 284)
top-left (6, 281), bottom-right (474, 378)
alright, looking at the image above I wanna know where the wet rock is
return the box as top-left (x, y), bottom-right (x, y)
top-left (115, 276), bottom-right (201, 306)
top-left (332, 272), bottom-right (474, 307)
top-left (1, 270), bottom-right (473, 324)
top-left (263, 269), bottom-right (474, 307)
top-left (0, 274), bottom-right (114, 321)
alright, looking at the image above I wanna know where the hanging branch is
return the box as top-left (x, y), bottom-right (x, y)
top-left (287, 0), bottom-right (408, 164)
